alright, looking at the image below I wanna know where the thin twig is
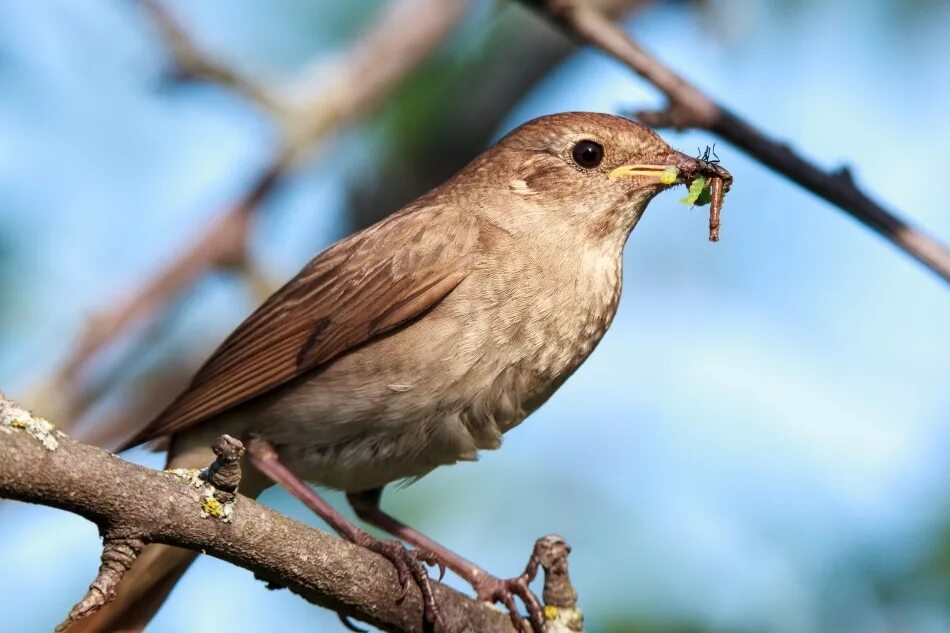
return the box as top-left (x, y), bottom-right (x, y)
top-left (55, 537), bottom-right (147, 632)
top-left (141, 0), bottom-right (284, 114)
top-left (520, 0), bottom-right (950, 283)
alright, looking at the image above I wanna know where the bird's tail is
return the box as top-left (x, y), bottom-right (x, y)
top-left (63, 436), bottom-right (269, 633)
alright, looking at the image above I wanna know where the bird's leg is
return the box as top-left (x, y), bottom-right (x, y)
top-left (348, 488), bottom-right (545, 633)
top-left (245, 437), bottom-right (444, 631)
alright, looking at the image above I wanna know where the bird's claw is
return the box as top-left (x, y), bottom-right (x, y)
top-left (366, 538), bottom-right (446, 631)
top-left (338, 612), bottom-right (369, 633)
top-left (474, 574), bottom-right (545, 633)
top-left (412, 548), bottom-right (446, 582)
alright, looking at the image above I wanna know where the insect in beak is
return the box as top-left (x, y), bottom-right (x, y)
top-left (608, 153), bottom-right (733, 242)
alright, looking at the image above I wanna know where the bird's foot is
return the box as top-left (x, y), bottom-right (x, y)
top-left (246, 439), bottom-right (445, 631)
top-left (472, 572), bottom-right (544, 633)
top-left (356, 534), bottom-right (446, 631)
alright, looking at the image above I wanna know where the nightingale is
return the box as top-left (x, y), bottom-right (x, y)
top-left (78, 112), bottom-right (731, 633)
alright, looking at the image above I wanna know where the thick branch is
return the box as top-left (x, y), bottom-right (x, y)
top-left (0, 394), bottom-right (543, 633)
top-left (521, 0), bottom-right (950, 283)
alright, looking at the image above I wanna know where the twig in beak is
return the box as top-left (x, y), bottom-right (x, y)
top-left (708, 175), bottom-right (723, 242)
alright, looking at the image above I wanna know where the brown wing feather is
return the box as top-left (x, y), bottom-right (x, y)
top-left (120, 202), bottom-right (479, 449)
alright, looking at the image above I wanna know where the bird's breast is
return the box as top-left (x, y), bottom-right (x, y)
top-left (455, 243), bottom-right (624, 438)
top-left (512, 248), bottom-right (623, 401)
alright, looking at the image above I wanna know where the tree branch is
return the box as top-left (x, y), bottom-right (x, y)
top-left (0, 393), bottom-right (581, 633)
top-left (520, 0), bottom-right (950, 284)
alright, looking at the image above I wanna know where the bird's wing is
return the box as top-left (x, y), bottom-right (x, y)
top-left (120, 203), bottom-right (479, 449)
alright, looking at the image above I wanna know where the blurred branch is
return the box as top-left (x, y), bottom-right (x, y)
top-left (520, 0), bottom-right (950, 284)
top-left (281, 0), bottom-right (472, 154)
top-left (142, 0), bottom-right (284, 114)
top-left (146, 0), bottom-right (472, 156)
top-left (0, 394), bottom-right (580, 633)
top-left (31, 0), bottom-right (472, 438)
top-left (55, 156), bottom-right (285, 390)
top-left (78, 354), bottom-right (196, 449)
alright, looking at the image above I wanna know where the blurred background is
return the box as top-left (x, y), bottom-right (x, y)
top-left (1, 0), bottom-right (949, 631)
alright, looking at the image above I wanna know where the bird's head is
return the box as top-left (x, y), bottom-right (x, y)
top-left (473, 112), bottom-right (731, 242)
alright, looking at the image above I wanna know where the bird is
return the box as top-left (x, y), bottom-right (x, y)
top-left (69, 112), bottom-right (731, 633)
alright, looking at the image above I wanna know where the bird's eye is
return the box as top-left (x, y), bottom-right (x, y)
top-left (571, 140), bottom-right (604, 169)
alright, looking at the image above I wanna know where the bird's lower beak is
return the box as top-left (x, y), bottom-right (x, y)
top-left (608, 150), bottom-right (733, 191)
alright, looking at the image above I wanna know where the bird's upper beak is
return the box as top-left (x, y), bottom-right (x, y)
top-left (608, 150), bottom-right (733, 192)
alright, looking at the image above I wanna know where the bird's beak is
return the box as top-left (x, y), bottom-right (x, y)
top-left (608, 150), bottom-right (733, 191)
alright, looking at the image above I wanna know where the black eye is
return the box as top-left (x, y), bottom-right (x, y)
top-left (571, 140), bottom-right (604, 169)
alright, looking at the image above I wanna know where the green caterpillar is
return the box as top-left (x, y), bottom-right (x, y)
top-left (680, 175), bottom-right (713, 206)
top-left (659, 166), bottom-right (679, 185)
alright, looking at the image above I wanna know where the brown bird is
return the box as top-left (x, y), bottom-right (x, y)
top-left (72, 112), bottom-right (731, 633)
